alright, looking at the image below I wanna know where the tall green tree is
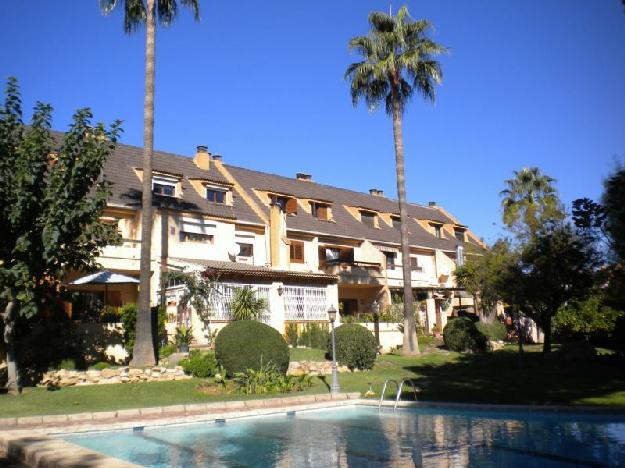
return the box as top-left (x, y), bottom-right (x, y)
top-left (602, 166), bottom-right (625, 262)
top-left (0, 78), bottom-right (121, 393)
top-left (345, 6), bottom-right (447, 355)
top-left (99, 0), bottom-right (200, 367)
top-left (455, 240), bottom-right (515, 323)
top-left (519, 223), bottom-right (598, 353)
top-left (500, 167), bottom-right (564, 240)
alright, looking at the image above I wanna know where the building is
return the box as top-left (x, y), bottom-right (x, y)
top-left (68, 141), bottom-right (485, 349)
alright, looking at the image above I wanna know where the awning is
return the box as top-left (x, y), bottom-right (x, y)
top-left (69, 271), bottom-right (139, 285)
top-left (180, 217), bottom-right (216, 235)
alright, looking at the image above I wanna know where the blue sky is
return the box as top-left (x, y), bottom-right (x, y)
top-left (1, 1), bottom-right (624, 244)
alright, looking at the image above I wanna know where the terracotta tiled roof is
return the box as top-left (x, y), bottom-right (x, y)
top-left (225, 164), bottom-right (467, 252)
top-left (170, 258), bottom-right (338, 284)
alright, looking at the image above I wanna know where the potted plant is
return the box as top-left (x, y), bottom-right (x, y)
top-left (175, 324), bottom-right (193, 353)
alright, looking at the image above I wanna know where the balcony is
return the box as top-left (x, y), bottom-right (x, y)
top-left (320, 259), bottom-right (382, 285)
top-left (101, 238), bottom-right (141, 261)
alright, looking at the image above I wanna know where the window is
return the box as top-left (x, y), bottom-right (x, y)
top-left (237, 242), bottom-right (254, 257)
top-left (206, 187), bottom-right (226, 204)
top-left (290, 240), bottom-right (305, 263)
top-left (384, 252), bottom-right (396, 270)
top-left (271, 195), bottom-right (298, 214)
top-left (311, 202), bottom-right (330, 221)
top-left (361, 211), bottom-right (377, 228)
top-left (325, 248), bottom-right (341, 263)
top-left (410, 256), bottom-right (422, 272)
top-left (153, 182), bottom-right (175, 197)
top-left (391, 216), bottom-right (402, 230)
top-left (434, 225), bottom-right (442, 238)
top-left (180, 232), bottom-right (213, 243)
top-left (454, 228), bottom-right (466, 242)
top-left (152, 175), bottom-right (178, 197)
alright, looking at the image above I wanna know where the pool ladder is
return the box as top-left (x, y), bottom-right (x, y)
top-left (378, 378), bottom-right (419, 411)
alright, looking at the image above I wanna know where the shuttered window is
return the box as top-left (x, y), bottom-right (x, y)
top-left (290, 240), bottom-right (305, 263)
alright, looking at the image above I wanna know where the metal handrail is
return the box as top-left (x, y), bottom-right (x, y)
top-left (378, 379), bottom-right (399, 410)
top-left (394, 379), bottom-right (419, 410)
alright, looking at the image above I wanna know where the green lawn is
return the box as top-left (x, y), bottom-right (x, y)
top-left (2, 345), bottom-right (624, 417)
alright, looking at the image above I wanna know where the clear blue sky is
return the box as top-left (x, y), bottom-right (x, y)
top-left (1, 1), bottom-right (624, 244)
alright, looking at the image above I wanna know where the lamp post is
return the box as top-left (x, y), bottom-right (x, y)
top-left (328, 305), bottom-right (341, 395)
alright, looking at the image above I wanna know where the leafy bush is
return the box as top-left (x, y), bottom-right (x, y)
top-left (230, 287), bottom-right (267, 321)
top-left (90, 361), bottom-right (111, 370)
top-left (57, 358), bottom-right (77, 370)
top-left (175, 324), bottom-right (193, 348)
top-left (476, 321), bottom-right (507, 342)
top-left (299, 323), bottom-right (330, 349)
top-left (159, 343), bottom-right (177, 358)
top-left (285, 323), bottom-right (299, 347)
top-left (120, 303), bottom-right (167, 357)
top-left (234, 362), bottom-right (313, 394)
top-left (215, 320), bottom-right (289, 377)
top-left (328, 324), bottom-right (377, 370)
top-left (179, 350), bottom-right (218, 378)
top-left (443, 317), bottom-right (487, 352)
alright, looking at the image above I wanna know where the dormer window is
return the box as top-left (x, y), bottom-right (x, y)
top-left (360, 211), bottom-right (377, 229)
top-left (152, 175), bottom-right (178, 197)
top-left (271, 194), bottom-right (297, 215)
top-left (454, 228), bottom-right (466, 242)
top-left (430, 223), bottom-right (442, 238)
top-left (311, 202), bottom-right (330, 221)
top-left (391, 216), bottom-right (401, 230)
top-left (206, 186), bottom-right (227, 204)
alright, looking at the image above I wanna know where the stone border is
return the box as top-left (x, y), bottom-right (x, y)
top-left (365, 399), bottom-right (625, 414)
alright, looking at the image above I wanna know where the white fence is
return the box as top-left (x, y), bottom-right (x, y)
top-left (284, 286), bottom-right (328, 321)
top-left (209, 283), bottom-right (271, 323)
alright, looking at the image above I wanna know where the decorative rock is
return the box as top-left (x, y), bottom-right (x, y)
top-left (39, 366), bottom-right (191, 388)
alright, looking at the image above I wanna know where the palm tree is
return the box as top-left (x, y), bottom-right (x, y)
top-left (230, 287), bottom-right (268, 321)
top-left (500, 167), bottom-right (563, 239)
top-left (99, 0), bottom-right (200, 366)
top-left (345, 6), bottom-right (447, 355)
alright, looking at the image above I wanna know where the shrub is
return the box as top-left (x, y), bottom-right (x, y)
top-left (285, 323), bottom-right (299, 347)
top-left (179, 350), bottom-right (218, 378)
top-left (443, 317), bottom-right (487, 352)
top-left (476, 321), bottom-right (507, 342)
top-left (215, 320), bottom-right (289, 377)
top-left (91, 361), bottom-right (111, 370)
top-left (328, 324), bottom-right (377, 370)
top-left (234, 361), bottom-right (313, 395)
top-left (299, 323), bottom-right (330, 349)
top-left (57, 358), bottom-right (77, 370)
top-left (159, 343), bottom-right (177, 358)
top-left (120, 303), bottom-right (167, 357)
top-left (230, 287), bottom-right (267, 321)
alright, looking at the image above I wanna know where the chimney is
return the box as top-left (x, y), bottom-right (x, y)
top-left (428, 201), bottom-right (437, 207)
top-left (193, 145), bottom-right (210, 170)
top-left (211, 154), bottom-right (223, 162)
top-left (296, 173), bottom-right (312, 181)
top-left (369, 188), bottom-right (384, 197)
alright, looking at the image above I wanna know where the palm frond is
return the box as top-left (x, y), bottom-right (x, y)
top-left (99, 0), bottom-right (119, 15)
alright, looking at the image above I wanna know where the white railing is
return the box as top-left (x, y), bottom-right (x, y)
top-left (209, 282), bottom-right (271, 323)
top-left (284, 286), bottom-right (327, 321)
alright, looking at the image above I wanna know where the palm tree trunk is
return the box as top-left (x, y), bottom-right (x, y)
top-left (2, 293), bottom-right (20, 394)
top-left (392, 96), bottom-right (419, 356)
top-left (131, 0), bottom-right (156, 367)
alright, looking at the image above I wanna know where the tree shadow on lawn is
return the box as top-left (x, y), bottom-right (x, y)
top-left (402, 350), bottom-right (625, 406)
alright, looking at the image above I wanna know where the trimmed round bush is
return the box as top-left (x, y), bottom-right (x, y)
top-left (215, 320), bottom-right (289, 376)
top-left (443, 317), bottom-right (487, 352)
top-left (476, 321), bottom-right (507, 342)
top-left (327, 324), bottom-right (377, 371)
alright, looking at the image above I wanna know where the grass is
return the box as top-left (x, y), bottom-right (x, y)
top-left (1, 345), bottom-right (624, 417)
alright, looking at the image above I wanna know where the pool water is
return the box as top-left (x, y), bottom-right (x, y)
top-left (65, 405), bottom-right (625, 467)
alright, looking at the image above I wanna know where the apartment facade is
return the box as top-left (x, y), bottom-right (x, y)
top-left (68, 141), bottom-right (484, 345)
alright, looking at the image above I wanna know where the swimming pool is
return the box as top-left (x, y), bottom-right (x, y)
top-left (65, 405), bottom-right (625, 467)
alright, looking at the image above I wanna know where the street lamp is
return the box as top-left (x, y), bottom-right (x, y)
top-left (328, 305), bottom-right (341, 395)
